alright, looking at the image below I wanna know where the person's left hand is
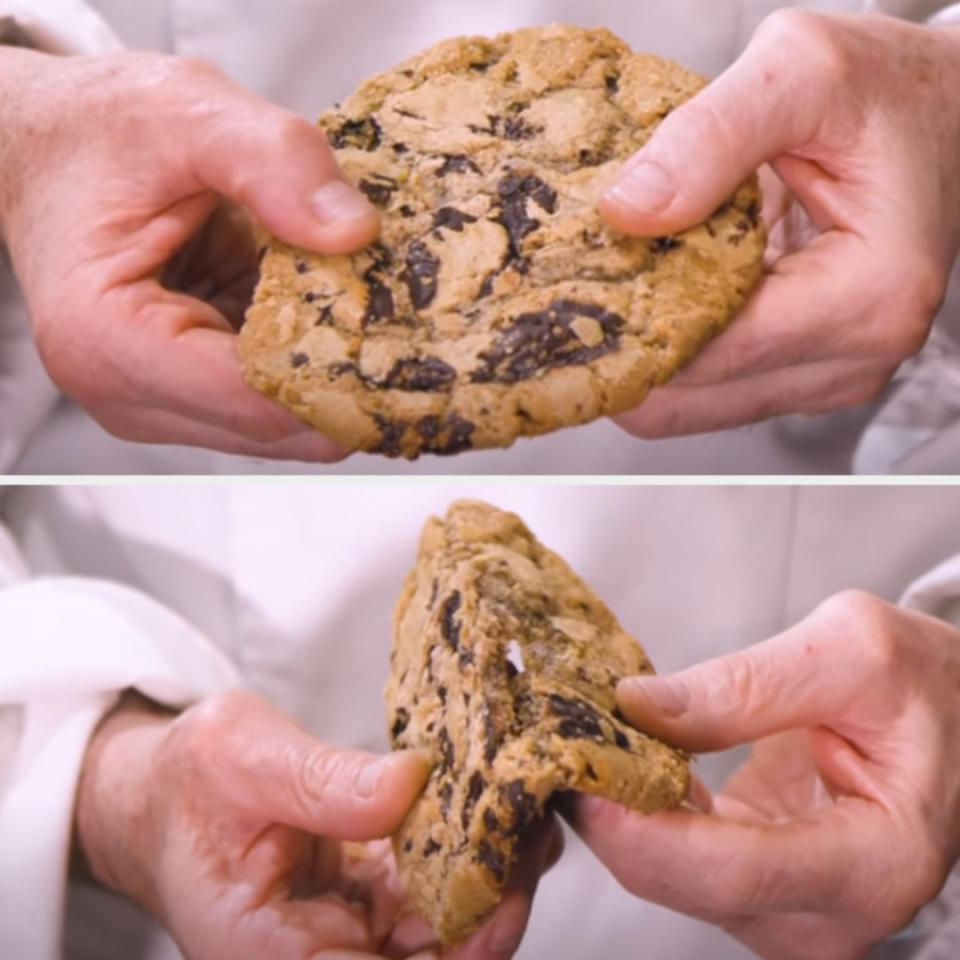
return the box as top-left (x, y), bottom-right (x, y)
top-left (75, 690), bottom-right (561, 960)
top-left (572, 591), bottom-right (960, 960)
top-left (603, 12), bottom-right (960, 438)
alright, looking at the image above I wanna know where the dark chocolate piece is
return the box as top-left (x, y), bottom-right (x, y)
top-left (471, 301), bottom-right (625, 385)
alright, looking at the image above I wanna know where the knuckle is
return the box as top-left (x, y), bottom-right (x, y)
top-left (181, 690), bottom-right (259, 745)
top-left (756, 9), bottom-right (849, 86)
top-left (819, 590), bottom-right (898, 668)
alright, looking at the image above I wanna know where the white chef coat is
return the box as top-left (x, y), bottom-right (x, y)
top-left (4, 485), bottom-right (960, 959)
top-left (2, 0), bottom-right (960, 476)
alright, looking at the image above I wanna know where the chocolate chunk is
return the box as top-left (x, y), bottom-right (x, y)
top-left (498, 173), bottom-right (557, 214)
top-left (438, 728), bottom-right (455, 773)
top-left (471, 300), bottom-right (625, 385)
top-left (651, 236), bottom-right (683, 253)
top-left (483, 707), bottom-right (501, 764)
top-left (404, 839), bottom-right (414, 853)
top-left (416, 414), bottom-right (476, 455)
top-left (503, 116), bottom-right (542, 141)
top-left (578, 147), bottom-right (612, 167)
top-left (392, 142), bottom-right (410, 154)
top-left (371, 415), bottom-right (407, 458)
top-left (462, 770), bottom-right (487, 829)
top-left (302, 291), bottom-right (316, 304)
top-left (359, 176), bottom-right (397, 207)
top-left (391, 707), bottom-right (411, 741)
top-left (605, 73), bottom-right (620, 94)
top-left (433, 207), bottom-right (479, 233)
top-left (437, 683), bottom-right (447, 704)
top-left (295, 260), bottom-right (310, 275)
top-left (550, 694), bottom-right (606, 741)
top-left (476, 839), bottom-right (505, 883)
top-left (424, 838), bottom-right (442, 857)
top-left (315, 304), bottom-right (334, 326)
top-left (290, 352), bottom-right (309, 369)
top-left (383, 356), bottom-right (456, 392)
top-left (400, 240), bottom-right (440, 309)
top-left (440, 782), bottom-right (454, 818)
top-left (503, 779), bottom-right (538, 834)
top-left (417, 415), bottom-right (441, 442)
top-left (483, 808), bottom-right (500, 832)
top-left (437, 154), bottom-right (481, 177)
top-left (399, 204), bottom-right (416, 218)
top-left (441, 592), bottom-right (463, 650)
top-left (478, 272), bottom-right (497, 299)
top-left (614, 729), bottom-right (630, 750)
top-left (329, 116), bottom-right (382, 151)
top-left (363, 281), bottom-right (396, 325)
top-left (494, 174), bottom-right (558, 260)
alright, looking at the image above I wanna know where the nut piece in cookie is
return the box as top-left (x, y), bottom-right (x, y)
top-left (239, 24), bottom-right (766, 459)
top-left (385, 500), bottom-right (690, 943)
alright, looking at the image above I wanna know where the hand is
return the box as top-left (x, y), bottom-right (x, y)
top-left (0, 48), bottom-right (380, 460)
top-left (75, 691), bottom-right (558, 960)
top-left (602, 12), bottom-right (960, 437)
top-left (573, 591), bottom-right (960, 960)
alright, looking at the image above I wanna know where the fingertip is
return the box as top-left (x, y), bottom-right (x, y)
top-left (306, 180), bottom-right (382, 254)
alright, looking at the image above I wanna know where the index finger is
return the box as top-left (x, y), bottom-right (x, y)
top-left (572, 794), bottom-right (872, 920)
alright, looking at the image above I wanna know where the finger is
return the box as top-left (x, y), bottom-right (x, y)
top-left (616, 357), bottom-right (884, 440)
top-left (91, 286), bottom-right (346, 458)
top-left (599, 11), bottom-right (830, 235)
top-left (615, 595), bottom-right (898, 753)
top-left (667, 233), bottom-right (875, 388)
top-left (573, 794), bottom-right (869, 918)
top-left (180, 67), bottom-right (380, 254)
top-left (93, 404), bottom-right (345, 461)
top-left (214, 694), bottom-right (431, 841)
top-left (275, 897), bottom-right (373, 955)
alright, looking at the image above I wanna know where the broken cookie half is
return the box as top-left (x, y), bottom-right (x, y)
top-left (385, 500), bottom-right (690, 944)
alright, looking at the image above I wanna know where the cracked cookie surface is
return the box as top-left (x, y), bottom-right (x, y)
top-left (239, 25), bottom-right (766, 459)
top-left (385, 501), bottom-right (690, 943)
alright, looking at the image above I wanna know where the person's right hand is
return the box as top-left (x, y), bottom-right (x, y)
top-left (574, 591), bottom-right (960, 960)
top-left (75, 690), bottom-right (559, 960)
top-left (0, 47), bottom-right (380, 460)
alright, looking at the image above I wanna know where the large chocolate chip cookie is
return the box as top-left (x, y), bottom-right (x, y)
top-left (239, 25), bottom-right (766, 459)
top-left (385, 501), bottom-right (690, 943)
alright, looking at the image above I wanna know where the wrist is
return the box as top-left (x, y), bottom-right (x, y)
top-left (74, 692), bottom-right (176, 914)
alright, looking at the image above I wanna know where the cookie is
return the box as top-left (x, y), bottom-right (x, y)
top-left (239, 25), bottom-right (766, 459)
top-left (385, 500), bottom-right (690, 944)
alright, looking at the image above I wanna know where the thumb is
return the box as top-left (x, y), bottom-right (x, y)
top-left (220, 695), bottom-right (431, 839)
top-left (600, 13), bottom-right (827, 236)
top-left (181, 65), bottom-right (380, 254)
top-left (617, 601), bottom-right (877, 752)
top-left (266, 744), bottom-right (432, 841)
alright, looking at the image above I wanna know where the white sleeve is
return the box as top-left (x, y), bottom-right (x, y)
top-left (899, 553), bottom-right (960, 623)
top-left (0, 531), bottom-right (238, 960)
top-left (0, 1), bottom-right (122, 55)
top-left (866, 0), bottom-right (960, 25)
